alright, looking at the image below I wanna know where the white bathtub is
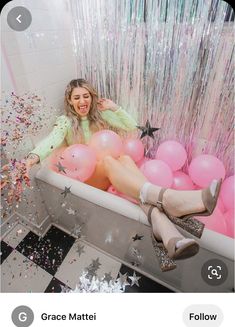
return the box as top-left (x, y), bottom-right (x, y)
top-left (36, 166), bottom-right (234, 292)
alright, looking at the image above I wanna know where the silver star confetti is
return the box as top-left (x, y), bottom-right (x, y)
top-left (66, 208), bottom-right (76, 215)
top-left (61, 186), bottom-right (71, 198)
top-left (128, 271), bottom-right (141, 287)
top-left (117, 272), bottom-right (130, 290)
top-left (76, 244), bottom-right (85, 257)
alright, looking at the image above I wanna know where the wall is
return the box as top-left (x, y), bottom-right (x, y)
top-left (1, 0), bottom-right (76, 231)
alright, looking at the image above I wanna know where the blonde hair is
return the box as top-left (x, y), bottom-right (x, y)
top-left (64, 79), bottom-right (126, 143)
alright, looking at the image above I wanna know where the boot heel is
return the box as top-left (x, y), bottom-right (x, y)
top-left (146, 205), bottom-right (177, 272)
top-left (167, 216), bottom-right (205, 239)
top-left (151, 232), bottom-right (177, 272)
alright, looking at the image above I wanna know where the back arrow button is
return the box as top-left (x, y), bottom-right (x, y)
top-left (7, 6), bottom-right (32, 31)
top-left (16, 15), bottom-right (22, 23)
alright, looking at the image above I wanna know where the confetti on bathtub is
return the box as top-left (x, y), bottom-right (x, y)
top-left (130, 261), bottom-right (140, 267)
top-left (128, 271), bottom-right (141, 287)
top-left (71, 224), bottom-right (83, 238)
top-left (132, 234), bottom-right (144, 241)
top-left (61, 186), bottom-right (72, 198)
top-left (66, 208), bottom-right (76, 215)
top-left (55, 162), bottom-right (67, 174)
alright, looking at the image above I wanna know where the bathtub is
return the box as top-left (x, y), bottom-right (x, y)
top-left (36, 166), bottom-right (234, 292)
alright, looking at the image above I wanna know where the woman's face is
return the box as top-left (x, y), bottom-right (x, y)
top-left (69, 87), bottom-right (92, 117)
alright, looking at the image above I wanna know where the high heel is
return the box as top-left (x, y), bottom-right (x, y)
top-left (147, 206), bottom-right (177, 272)
top-left (154, 179), bottom-right (222, 238)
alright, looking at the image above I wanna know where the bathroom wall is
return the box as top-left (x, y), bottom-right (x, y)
top-left (1, 0), bottom-right (76, 230)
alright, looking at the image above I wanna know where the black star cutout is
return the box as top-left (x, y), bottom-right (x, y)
top-left (137, 120), bottom-right (160, 139)
top-left (55, 162), bottom-right (67, 174)
top-left (132, 234), bottom-right (144, 241)
top-left (61, 186), bottom-right (71, 198)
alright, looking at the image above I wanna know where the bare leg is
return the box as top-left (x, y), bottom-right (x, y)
top-left (117, 155), bottom-right (144, 179)
top-left (140, 204), bottom-right (199, 258)
top-left (140, 204), bottom-right (182, 246)
top-left (103, 155), bottom-right (146, 199)
top-left (103, 155), bottom-right (208, 218)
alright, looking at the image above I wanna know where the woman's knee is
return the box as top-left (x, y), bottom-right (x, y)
top-left (118, 154), bottom-right (134, 164)
top-left (103, 155), bottom-right (117, 172)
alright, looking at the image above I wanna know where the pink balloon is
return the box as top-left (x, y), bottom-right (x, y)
top-left (188, 154), bottom-right (226, 187)
top-left (123, 138), bottom-right (144, 162)
top-left (107, 185), bottom-right (138, 204)
top-left (137, 156), bottom-right (149, 168)
top-left (49, 146), bottom-right (67, 172)
top-left (107, 185), bottom-right (118, 195)
top-left (220, 175), bottom-right (234, 211)
top-left (89, 130), bottom-right (123, 160)
top-left (216, 197), bottom-right (226, 214)
top-left (155, 140), bottom-right (187, 171)
top-left (172, 171), bottom-right (195, 190)
top-left (61, 144), bottom-right (96, 182)
top-left (140, 159), bottom-right (173, 188)
top-left (223, 209), bottom-right (234, 238)
top-left (197, 207), bottom-right (227, 235)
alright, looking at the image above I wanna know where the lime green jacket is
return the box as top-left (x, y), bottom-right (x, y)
top-left (30, 107), bottom-right (137, 161)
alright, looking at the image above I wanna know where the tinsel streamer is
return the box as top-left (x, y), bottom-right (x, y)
top-left (70, 0), bottom-right (234, 174)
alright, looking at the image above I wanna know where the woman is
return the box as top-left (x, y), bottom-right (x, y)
top-left (26, 79), bottom-right (221, 272)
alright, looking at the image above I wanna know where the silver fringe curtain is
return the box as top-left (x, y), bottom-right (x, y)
top-left (70, 0), bottom-right (234, 175)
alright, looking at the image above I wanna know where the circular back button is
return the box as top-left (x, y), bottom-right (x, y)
top-left (7, 6), bottom-right (32, 31)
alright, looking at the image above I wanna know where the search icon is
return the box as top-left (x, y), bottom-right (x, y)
top-left (211, 269), bottom-right (219, 277)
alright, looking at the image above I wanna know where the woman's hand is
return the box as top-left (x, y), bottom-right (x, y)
top-left (97, 98), bottom-right (119, 112)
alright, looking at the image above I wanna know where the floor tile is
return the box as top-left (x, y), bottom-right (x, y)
top-left (55, 240), bottom-right (122, 289)
top-left (16, 226), bottom-right (75, 275)
top-left (3, 223), bottom-right (30, 248)
top-left (0, 241), bottom-right (14, 264)
top-left (119, 264), bottom-right (174, 293)
top-left (1, 250), bottom-right (53, 292)
top-left (44, 277), bottom-right (71, 293)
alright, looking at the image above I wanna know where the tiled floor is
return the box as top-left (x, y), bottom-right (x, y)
top-left (1, 223), bottom-right (173, 293)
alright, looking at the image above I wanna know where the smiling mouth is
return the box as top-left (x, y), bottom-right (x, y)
top-left (79, 106), bottom-right (88, 112)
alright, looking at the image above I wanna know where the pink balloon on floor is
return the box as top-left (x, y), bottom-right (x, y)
top-left (172, 171), bottom-right (195, 190)
top-left (220, 175), bottom-right (234, 211)
top-left (197, 207), bottom-right (227, 235)
top-left (188, 154), bottom-right (226, 187)
top-left (155, 140), bottom-right (187, 171)
top-left (140, 159), bottom-right (173, 188)
top-left (223, 209), bottom-right (234, 238)
top-left (89, 130), bottom-right (123, 160)
top-left (61, 144), bottom-right (96, 182)
top-left (123, 138), bottom-right (144, 162)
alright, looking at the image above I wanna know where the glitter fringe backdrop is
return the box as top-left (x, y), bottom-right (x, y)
top-left (70, 0), bottom-right (234, 175)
